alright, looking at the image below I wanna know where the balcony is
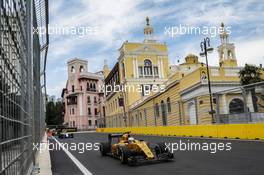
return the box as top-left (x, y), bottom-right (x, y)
top-left (66, 95), bottom-right (77, 105)
top-left (87, 88), bottom-right (97, 92)
top-left (138, 74), bottom-right (159, 78)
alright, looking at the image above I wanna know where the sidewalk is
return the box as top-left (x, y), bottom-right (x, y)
top-left (37, 133), bottom-right (52, 175)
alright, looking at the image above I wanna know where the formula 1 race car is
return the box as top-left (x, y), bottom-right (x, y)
top-left (58, 131), bottom-right (74, 139)
top-left (99, 132), bottom-right (174, 165)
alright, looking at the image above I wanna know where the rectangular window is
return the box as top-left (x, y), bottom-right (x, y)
top-left (95, 108), bottom-right (98, 115)
top-left (95, 120), bottom-right (97, 126)
top-left (154, 66), bottom-right (159, 77)
top-left (138, 66), bottom-right (143, 77)
top-left (144, 66), bottom-right (153, 76)
top-left (72, 108), bottom-right (75, 115)
top-left (87, 96), bottom-right (91, 104)
top-left (88, 108), bottom-right (91, 115)
top-left (141, 85), bottom-right (144, 96)
top-left (88, 120), bottom-right (92, 126)
top-left (72, 85), bottom-right (74, 92)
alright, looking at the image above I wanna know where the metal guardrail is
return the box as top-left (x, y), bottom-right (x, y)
top-left (0, 0), bottom-right (49, 174)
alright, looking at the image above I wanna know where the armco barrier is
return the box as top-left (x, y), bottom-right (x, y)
top-left (96, 124), bottom-right (264, 140)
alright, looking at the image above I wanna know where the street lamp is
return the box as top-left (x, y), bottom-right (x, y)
top-left (200, 37), bottom-right (215, 123)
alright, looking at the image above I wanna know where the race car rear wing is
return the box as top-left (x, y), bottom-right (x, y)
top-left (108, 132), bottom-right (131, 143)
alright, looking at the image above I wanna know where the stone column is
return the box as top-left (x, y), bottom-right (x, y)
top-left (222, 94), bottom-right (228, 114)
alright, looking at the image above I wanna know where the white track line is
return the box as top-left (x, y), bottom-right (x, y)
top-left (53, 137), bottom-right (93, 175)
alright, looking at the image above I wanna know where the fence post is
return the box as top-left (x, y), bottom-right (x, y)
top-left (215, 93), bottom-right (220, 123)
top-left (242, 88), bottom-right (251, 122)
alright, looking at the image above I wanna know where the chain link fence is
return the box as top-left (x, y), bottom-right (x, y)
top-left (0, 0), bottom-right (48, 174)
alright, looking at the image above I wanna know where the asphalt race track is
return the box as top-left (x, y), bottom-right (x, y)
top-left (49, 132), bottom-right (264, 175)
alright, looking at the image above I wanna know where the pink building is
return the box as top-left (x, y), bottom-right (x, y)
top-left (61, 58), bottom-right (105, 130)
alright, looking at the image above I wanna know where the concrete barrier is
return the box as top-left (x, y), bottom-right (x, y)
top-left (96, 124), bottom-right (264, 140)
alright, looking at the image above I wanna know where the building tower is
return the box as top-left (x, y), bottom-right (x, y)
top-left (67, 58), bottom-right (88, 92)
top-left (144, 17), bottom-right (155, 42)
top-left (217, 22), bottom-right (237, 67)
top-left (103, 59), bottom-right (110, 78)
top-left (63, 58), bottom-right (105, 130)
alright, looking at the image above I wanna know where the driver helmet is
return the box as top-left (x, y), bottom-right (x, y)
top-left (128, 137), bottom-right (135, 143)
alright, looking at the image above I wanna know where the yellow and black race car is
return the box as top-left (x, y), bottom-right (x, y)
top-left (99, 132), bottom-right (174, 165)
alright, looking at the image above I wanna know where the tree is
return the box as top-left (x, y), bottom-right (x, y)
top-left (46, 101), bottom-right (64, 125)
top-left (239, 64), bottom-right (262, 85)
top-left (239, 64), bottom-right (263, 112)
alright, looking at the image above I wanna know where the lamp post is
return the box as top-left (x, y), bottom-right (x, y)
top-left (200, 37), bottom-right (215, 123)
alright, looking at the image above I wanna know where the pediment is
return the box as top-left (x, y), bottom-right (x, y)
top-left (128, 45), bottom-right (163, 54)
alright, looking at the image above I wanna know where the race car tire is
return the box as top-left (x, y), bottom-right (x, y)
top-left (155, 142), bottom-right (169, 155)
top-left (167, 152), bottom-right (174, 159)
top-left (127, 156), bottom-right (137, 166)
top-left (100, 142), bottom-right (111, 156)
top-left (155, 142), bottom-right (174, 160)
top-left (119, 147), bottom-right (130, 164)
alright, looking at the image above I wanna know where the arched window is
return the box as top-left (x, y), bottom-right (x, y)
top-left (87, 83), bottom-right (90, 91)
top-left (167, 97), bottom-right (171, 113)
top-left (135, 114), bottom-right (138, 126)
top-left (71, 66), bottom-right (75, 73)
top-left (122, 62), bottom-right (125, 78)
top-left (144, 59), bottom-right (152, 76)
top-left (93, 84), bottom-right (96, 91)
top-left (155, 103), bottom-right (160, 118)
top-left (229, 98), bottom-right (244, 114)
top-left (221, 51), bottom-right (224, 59)
top-left (79, 65), bottom-right (84, 72)
top-left (139, 112), bottom-right (142, 126)
top-left (161, 100), bottom-right (167, 126)
top-left (90, 83), bottom-right (93, 91)
top-left (228, 50), bottom-right (232, 58)
top-left (161, 100), bottom-right (165, 111)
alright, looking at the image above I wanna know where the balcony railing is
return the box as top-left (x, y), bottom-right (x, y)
top-left (138, 74), bottom-right (159, 78)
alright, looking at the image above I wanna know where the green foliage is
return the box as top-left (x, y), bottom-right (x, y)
top-left (239, 64), bottom-right (263, 85)
top-left (45, 100), bottom-right (64, 125)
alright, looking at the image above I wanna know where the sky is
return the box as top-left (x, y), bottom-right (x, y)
top-left (46, 0), bottom-right (264, 98)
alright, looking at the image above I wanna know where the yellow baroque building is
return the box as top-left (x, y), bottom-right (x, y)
top-left (103, 18), bottom-right (264, 128)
